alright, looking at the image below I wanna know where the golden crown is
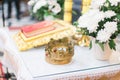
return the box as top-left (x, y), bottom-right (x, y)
top-left (45, 37), bottom-right (74, 65)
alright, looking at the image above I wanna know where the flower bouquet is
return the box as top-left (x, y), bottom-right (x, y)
top-left (77, 0), bottom-right (120, 51)
top-left (28, 0), bottom-right (64, 20)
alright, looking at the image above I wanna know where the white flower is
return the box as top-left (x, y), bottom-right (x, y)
top-left (87, 9), bottom-right (100, 17)
top-left (51, 3), bottom-right (61, 14)
top-left (86, 11), bottom-right (105, 33)
top-left (47, 0), bottom-right (61, 14)
top-left (87, 20), bottom-right (98, 33)
top-left (78, 9), bottom-right (102, 23)
top-left (78, 18), bottom-right (91, 28)
top-left (90, 0), bottom-right (106, 9)
top-left (78, 9), bottom-right (105, 32)
top-left (104, 22), bottom-right (117, 34)
top-left (33, 0), bottom-right (47, 13)
top-left (96, 22), bottom-right (117, 43)
top-left (28, 0), bottom-right (35, 6)
top-left (104, 10), bottom-right (116, 18)
top-left (78, 17), bottom-right (87, 28)
top-left (47, 0), bottom-right (57, 6)
top-left (93, 11), bottom-right (105, 21)
top-left (47, 0), bottom-right (57, 10)
top-left (109, 0), bottom-right (120, 6)
top-left (78, 12), bottom-right (92, 28)
top-left (96, 29), bottom-right (111, 42)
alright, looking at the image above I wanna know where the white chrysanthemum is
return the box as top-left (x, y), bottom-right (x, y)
top-left (90, 0), bottom-right (106, 9)
top-left (78, 12), bottom-right (91, 28)
top-left (96, 29), bottom-right (111, 42)
top-left (87, 10), bottom-right (105, 29)
top-left (78, 11), bottom-right (91, 22)
top-left (33, 0), bottom-right (47, 13)
top-left (109, 0), bottom-right (120, 6)
top-left (78, 9), bottom-right (104, 32)
top-left (104, 10), bottom-right (116, 18)
top-left (28, 0), bottom-right (35, 6)
top-left (104, 22), bottom-right (117, 34)
top-left (87, 9), bottom-right (100, 17)
top-left (85, 9), bottom-right (105, 21)
top-left (78, 17), bottom-right (98, 33)
top-left (87, 20), bottom-right (98, 33)
top-left (78, 10), bottom-right (99, 23)
top-left (78, 18), bottom-right (90, 28)
top-left (93, 11), bottom-right (105, 21)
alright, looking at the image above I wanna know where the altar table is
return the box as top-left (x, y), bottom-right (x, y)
top-left (0, 28), bottom-right (120, 80)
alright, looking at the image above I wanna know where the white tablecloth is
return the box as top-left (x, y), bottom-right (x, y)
top-left (1, 28), bottom-right (120, 80)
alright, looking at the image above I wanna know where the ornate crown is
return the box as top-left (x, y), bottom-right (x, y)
top-left (45, 37), bottom-right (74, 65)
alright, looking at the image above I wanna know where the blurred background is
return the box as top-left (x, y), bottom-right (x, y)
top-left (0, 0), bottom-right (91, 27)
top-left (0, 0), bottom-right (37, 27)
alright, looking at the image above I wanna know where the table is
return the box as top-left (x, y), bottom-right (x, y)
top-left (1, 28), bottom-right (120, 80)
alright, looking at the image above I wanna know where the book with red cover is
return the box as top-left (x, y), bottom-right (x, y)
top-left (21, 21), bottom-right (55, 38)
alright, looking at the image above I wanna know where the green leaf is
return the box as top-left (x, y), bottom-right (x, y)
top-left (117, 14), bottom-right (120, 20)
top-left (73, 21), bottom-right (79, 27)
top-left (89, 41), bottom-right (92, 49)
top-left (108, 40), bottom-right (116, 50)
top-left (98, 43), bottom-right (104, 51)
top-left (72, 10), bottom-right (77, 15)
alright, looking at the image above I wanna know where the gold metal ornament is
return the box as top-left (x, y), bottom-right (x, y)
top-left (78, 35), bottom-right (90, 47)
top-left (45, 37), bottom-right (74, 65)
